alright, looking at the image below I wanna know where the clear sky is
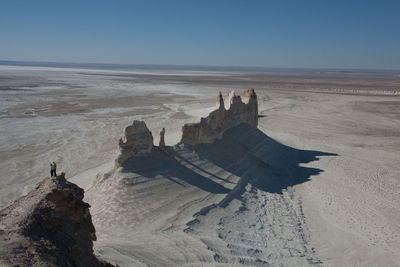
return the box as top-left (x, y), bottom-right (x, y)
top-left (1, 0), bottom-right (399, 69)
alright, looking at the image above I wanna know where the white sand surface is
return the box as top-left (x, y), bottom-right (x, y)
top-left (86, 124), bottom-right (325, 266)
top-left (1, 65), bottom-right (399, 266)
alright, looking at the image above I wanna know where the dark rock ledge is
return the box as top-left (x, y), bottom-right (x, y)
top-left (0, 173), bottom-right (114, 267)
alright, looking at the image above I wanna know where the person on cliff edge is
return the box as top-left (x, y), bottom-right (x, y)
top-left (50, 162), bottom-right (57, 177)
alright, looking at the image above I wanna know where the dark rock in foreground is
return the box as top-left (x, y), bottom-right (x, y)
top-left (0, 173), bottom-right (113, 267)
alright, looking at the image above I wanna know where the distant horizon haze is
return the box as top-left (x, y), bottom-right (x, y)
top-left (1, 59), bottom-right (399, 72)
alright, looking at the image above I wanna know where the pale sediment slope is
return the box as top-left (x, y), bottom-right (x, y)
top-left (257, 90), bottom-right (400, 266)
top-left (85, 89), bottom-right (330, 266)
top-left (86, 88), bottom-right (400, 266)
top-left (86, 124), bottom-right (334, 266)
top-left (0, 67), bottom-right (201, 209)
top-left (1, 66), bottom-right (400, 266)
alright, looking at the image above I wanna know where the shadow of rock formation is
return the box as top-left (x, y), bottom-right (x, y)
top-left (121, 149), bottom-right (230, 194)
top-left (192, 124), bottom-right (337, 206)
top-left (119, 123), bottom-right (337, 203)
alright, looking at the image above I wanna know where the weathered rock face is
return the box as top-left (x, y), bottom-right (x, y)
top-left (115, 120), bottom-right (154, 168)
top-left (181, 88), bottom-right (258, 145)
top-left (113, 90), bottom-right (257, 164)
top-left (0, 173), bottom-right (113, 267)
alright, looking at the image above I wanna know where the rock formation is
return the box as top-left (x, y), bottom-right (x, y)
top-left (159, 128), bottom-right (166, 147)
top-left (113, 89), bottom-right (258, 166)
top-left (0, 173), bottom-right (113, 267)
top-left (181, 88), bottom-right (258, 145)
top-left (115, 120), bottom-right (154, 168)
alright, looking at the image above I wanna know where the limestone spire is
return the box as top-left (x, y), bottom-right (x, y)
top-left (215, 91), bottom-right (225, 110)
top-left (159, 128), bottom-right (166, 147)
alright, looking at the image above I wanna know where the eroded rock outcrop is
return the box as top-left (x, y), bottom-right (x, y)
top-left (159, 128), bottom-right (166, 147)
top-left (114, 89), bottom-right (258, 166)
top-left (0, 173), bottom-right (113, 267)
top-left (181, 88), bottom-right (258, 145)
top-left (115, 120), bottom-right (154, 168)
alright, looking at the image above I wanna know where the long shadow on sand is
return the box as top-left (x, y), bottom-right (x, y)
top-left (121, 123), bottom-right (337, 200)
top-left (121, 147), bottom-right (231, 194)
top-left (192, 124), bottom-right (337, 195)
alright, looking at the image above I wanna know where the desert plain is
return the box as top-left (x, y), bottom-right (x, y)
top-left (0, 64), bottom-right (399, 266)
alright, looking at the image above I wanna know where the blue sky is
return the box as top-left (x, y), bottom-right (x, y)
top-left (0, 0), bottom-right (399, 69)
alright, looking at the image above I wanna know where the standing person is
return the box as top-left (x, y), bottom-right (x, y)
top-left (50, 163), bottom-right (55, 177)
top-left (52, 161), bottom-right (57, 177)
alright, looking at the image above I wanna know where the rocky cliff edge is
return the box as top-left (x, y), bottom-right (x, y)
top-left (0, 173), bottom-right (114, 267)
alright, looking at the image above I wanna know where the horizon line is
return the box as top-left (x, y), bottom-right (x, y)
top-left (0, 59), bottom-right (399, 72)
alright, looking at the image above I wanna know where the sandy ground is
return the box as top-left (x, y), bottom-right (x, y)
top-left (0, 65), bottom-right (399, 266)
